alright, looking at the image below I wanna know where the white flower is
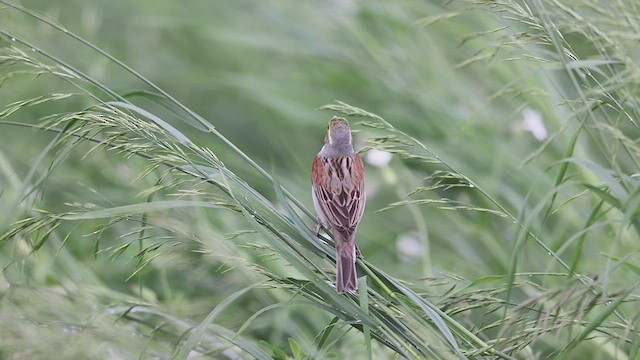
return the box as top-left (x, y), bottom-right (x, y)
top-left (365, 149), bottom-right (392, 168)
top-left (522, 107), bottom-right (548, 141)
top-left (396, 233), bottom-right (425, 259)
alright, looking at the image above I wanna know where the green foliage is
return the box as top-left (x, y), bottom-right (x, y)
top-left (1, 0), bottom-right (639, 359)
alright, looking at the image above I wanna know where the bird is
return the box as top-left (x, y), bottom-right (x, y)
top-left (311, 116), bottom-right (366, 294)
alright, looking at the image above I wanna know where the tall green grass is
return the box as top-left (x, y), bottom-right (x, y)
top-left (0, 0), bottom-right (638, 359)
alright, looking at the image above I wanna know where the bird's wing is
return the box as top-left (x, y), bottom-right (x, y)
top-left (312, 155), bottom-right (365, 239)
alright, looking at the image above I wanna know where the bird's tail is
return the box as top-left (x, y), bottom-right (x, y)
top-left (335, 234), bottom-right (357, 294)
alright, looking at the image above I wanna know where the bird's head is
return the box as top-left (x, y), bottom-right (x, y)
top-left (325, 116), bottom-right (352, 146)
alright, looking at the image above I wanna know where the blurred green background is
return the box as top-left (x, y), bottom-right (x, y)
top-left (1, 0), bottom-right (639, 359)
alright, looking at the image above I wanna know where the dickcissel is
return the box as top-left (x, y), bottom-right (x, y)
top-left (312, 117), bottom-right (366, 293)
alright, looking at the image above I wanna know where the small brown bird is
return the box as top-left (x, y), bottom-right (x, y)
top-left (312, 117), bottom-right (366, 293)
